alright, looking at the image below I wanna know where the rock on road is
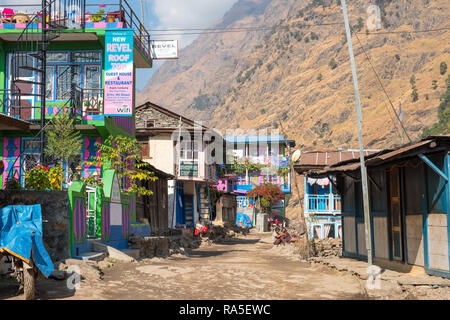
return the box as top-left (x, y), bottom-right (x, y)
top-left (2, 232), bottom-right (367, 300)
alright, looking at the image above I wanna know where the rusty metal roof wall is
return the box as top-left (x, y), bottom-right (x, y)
top-left (296, 150), bottom-right (379, 167)
top-left (313, 136), bottom-right (450, 175)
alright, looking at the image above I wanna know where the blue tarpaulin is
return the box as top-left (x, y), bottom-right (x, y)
top-left (0, 205), bottom-right (54, 277)
top-left (236, 212), bottom-right (253, 228)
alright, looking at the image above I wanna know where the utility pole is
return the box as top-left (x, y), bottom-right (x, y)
top-left (140, 0), bottom-right (145, 25)
top-left (340, 0), bottom-right (373, 275)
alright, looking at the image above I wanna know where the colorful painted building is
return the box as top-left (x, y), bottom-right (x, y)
top-left (135, 101), bottom-right (219, 230)
top-left (223, 135), bottom-right (295, 226)
top-left (0, 1), bottom-right (152, 258)
top-left (294, 149), bottom-right (379, 239)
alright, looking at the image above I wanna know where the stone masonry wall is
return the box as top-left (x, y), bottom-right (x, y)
top-left (0, 190), bottom-right (71, 262)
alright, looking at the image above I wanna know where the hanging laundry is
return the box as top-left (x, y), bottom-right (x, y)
top-left (316, 178), bottom-right (330, 186)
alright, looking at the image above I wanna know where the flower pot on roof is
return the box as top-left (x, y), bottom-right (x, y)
top-left (91, 10), bottom-right (104, 23)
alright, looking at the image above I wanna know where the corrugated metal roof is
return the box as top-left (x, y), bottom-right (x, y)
top-left (313, 136), bottom-right (450, 175)
top-left (294, 149), bottom-right (379, 170)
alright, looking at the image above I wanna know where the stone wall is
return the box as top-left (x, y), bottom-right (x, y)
top-left (0, 190), bottom-right (71, 262)
top-left (135, 107), bottom-right (191, 129)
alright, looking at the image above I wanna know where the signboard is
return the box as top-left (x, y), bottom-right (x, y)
top-left (104, 29), bottom-right (134, 116)
top-left (180, 161), bottom-right (198, 177)
top-left (150, 40), bottom-right (178, 60)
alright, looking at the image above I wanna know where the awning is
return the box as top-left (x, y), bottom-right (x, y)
top-left (0, 114), bottom-right (31, 131)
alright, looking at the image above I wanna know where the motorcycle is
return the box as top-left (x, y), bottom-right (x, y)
top-left (0, 205), bottom-right (54, 300)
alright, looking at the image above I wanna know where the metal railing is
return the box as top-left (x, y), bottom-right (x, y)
top-left (305, 194), bottom-right (342, 214)
top-left (85, 0), bottom-right (151, 59)
top-left (81, 88), bottom-right (103, 116)
top-left (3, 1), bottom-right (151, 60)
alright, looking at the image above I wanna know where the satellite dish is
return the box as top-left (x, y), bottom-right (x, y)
top-left (291, 150), bottom-right (301, 163)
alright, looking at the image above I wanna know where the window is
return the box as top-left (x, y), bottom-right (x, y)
top-left (47, 52), bottom-right (69, 62)
top-left (180, 140), bottom-right (199, 160)
top-left (56, 65), bottom-right (81, 100)
top-left (71, 51), bottom-right (101, 63)
top-left (45, 66), bottom-right (54, 100)
top-left (84, 65), bottom-right (101, 89)
top-left (46, 51), bottom-right (102, 101)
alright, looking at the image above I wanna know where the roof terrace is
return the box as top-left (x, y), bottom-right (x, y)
top-left (0, 0), bottom-right (152, 63)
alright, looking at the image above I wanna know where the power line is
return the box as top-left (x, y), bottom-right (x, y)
top-left (353, 29), bottom-right (413, 143)
top-left (148, 22), bottom-right (343, 32)
top-left (150, 24), bottom-right (450, 37)
top-left (357, 26), bottom-right (450, 35)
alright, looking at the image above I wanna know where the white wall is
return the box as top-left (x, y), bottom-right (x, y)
top-left (343, 216), bottom-right (356, 254)
top-left (428, 213), bottom-right (449, 271)
top-left (406, 215), bottom-right (424, 266)
top-left (373, 216), bottom-right (389, 260)
top-left (357, 222), bottom-right (367, 257)
top-left (148, 134), bottom-right (175, 175)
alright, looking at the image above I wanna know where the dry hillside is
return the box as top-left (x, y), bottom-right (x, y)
top-left (139, 0), bottom-right (450, 150)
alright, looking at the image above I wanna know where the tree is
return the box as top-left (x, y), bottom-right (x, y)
top-left (440, 61), bottom-right (447, 75)
top-left (432, 79), bottom-right (438, 90)
top-left (422, 74), bottom-right (450, 137)
top-left (329, 58), bottom-right (337, 70)
top-left (411, 87), bottom-right (419, 102)
top-left (246, 183), bottom-right (284, 214)
top-left (45, 112), bottom-right (82, 189)
top-left (84, 135), bottom-right (157, 196)
top-left (410, 75), bottom-right (419, 102)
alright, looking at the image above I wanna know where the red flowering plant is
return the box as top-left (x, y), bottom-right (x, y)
top-left (246, 182), bottom-right (284, 213)
top-left (25, 165), bottom-right (62, 191)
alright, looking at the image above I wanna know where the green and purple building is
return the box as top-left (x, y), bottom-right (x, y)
top-left (0, 1), bottom-right (151, 258)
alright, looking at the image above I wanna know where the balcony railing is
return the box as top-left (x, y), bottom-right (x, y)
top-left (2, 0), bottom-right (151, 61)
top-left (81, 88), bottom-right (103, 117)
top-left (0, 87), bottom-right (104, 121)
top-left (305, 194), bottom-right (342, 214)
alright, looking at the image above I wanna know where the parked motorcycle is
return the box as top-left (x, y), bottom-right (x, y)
top-left (0, 205), bottom-right (54, 300)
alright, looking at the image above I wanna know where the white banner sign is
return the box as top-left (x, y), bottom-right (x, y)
top-left (151, 40), bottom-right (178, 59)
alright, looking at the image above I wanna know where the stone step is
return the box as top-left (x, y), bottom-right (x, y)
top-left (74, 251), bottom-right (107, 262)
top-left (92, 241), bottom-right (136, 262)
top-left (121, 249), bottom-right (140, 260)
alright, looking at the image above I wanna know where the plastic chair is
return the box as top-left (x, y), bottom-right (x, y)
top-left (2, 8), bottom-right (14, 19)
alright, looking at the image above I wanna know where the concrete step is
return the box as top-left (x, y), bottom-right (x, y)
top-left (92, 241), bottom-right (137, 262)
top-left (121, 249), bottom-right (140, 260)
top-left (74, 251), bottom-right (107, 261)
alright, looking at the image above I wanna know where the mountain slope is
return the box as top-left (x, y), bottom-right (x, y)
top-left (139, 0), bottom-right (450, 149)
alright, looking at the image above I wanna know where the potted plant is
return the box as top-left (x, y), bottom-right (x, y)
top-left (106, 13), bottom-right (116, 23)
top-left (90, 10), bottom-right (104, 23)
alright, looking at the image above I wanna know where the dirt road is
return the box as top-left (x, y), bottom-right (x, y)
top-left (2, 232), bottom-right (368, 300)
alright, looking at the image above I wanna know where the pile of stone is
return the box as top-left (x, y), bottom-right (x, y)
top-left (312, 238), bottom-right (342, 258)
top-left (204, 224), bottom-right (247, 243)
top-left (50, 259), bottom-right (103, 282)
top-left (168, 235), bottom-right (202, 256)
top-left (128, 236), bottom-right (170, 258)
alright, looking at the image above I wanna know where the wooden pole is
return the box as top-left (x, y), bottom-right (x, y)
top-left (340, 0), bottom-right (373, 274)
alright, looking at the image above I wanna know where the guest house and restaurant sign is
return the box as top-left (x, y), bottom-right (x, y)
top-left (104, 29), bottom-right (134, 116)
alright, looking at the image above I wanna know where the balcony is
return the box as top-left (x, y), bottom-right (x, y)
top-left (304, 194), bottom-right (342, 215)
top-left (0, 0), bottom-right (152, 63)
top-left (0, 87), bottom-right (104, 122)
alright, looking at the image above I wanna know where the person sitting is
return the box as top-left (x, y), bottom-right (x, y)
top-left (272, 228), bottom-right (282, 246)
top-left (280, 228), bottom-right (292, 245)
top-left (195, 217), bottom-right (208, 236)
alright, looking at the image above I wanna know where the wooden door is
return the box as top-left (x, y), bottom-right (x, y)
top-left (389, 166), bottom-right (403, 261)
top-left (184, 195), bottom-right (194, 227)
